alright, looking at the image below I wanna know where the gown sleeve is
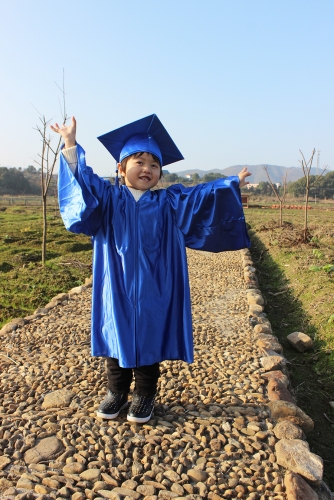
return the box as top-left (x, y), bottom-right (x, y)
top-left (166, 177), bottom-right (250, 252)
top-left (58, 143), bottom-right (111, 236)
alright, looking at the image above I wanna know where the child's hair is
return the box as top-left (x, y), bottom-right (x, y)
top-left (120, 152), bottom-right (162, 179)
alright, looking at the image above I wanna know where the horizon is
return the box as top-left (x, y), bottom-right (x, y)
top-left (3, 161), bottom-right (326, 175)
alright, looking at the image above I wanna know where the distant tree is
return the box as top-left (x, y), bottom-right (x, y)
top-left (255, 181), bottom-right (272, 196)
top-left (202, 172), bottom-right (226, 183)
top-left (177, 176), bottom-right (191, 184)
top-left (315, 171), bottom-right (334, 199)
top-left (287, 175), bottom-right (329, 199)
top-left (164, 173), bottom-right (179, 183)
top-left (191, 173), bottom-right (200, 183)
top-left (288, 177), bottom-right (307, 197)
top-left (0, 167), bottom-right (32, 195)
top-left (26, 165), bottom-right (37, 173)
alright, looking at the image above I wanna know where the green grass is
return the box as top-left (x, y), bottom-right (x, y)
top-left (244, 202), bottom-right (334, 489)
top-left (0, 205), bottom-right (92, 327)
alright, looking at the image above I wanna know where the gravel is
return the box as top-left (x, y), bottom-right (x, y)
top-left (0, 249), bottom-right (287, 500)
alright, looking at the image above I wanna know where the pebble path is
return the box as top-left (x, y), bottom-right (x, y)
top-left (0, 249), bottom-right (289, 499)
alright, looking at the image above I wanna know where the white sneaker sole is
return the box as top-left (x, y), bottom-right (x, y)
top-left (127, 410), bottom-right (153, 423)
top-left (96, 401), bottom-right (128, 419)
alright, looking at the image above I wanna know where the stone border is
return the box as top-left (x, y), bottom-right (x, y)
top-left (0, 276), bottom-right (93, 337)
top-left (240, 248), bottom-right (333, 500)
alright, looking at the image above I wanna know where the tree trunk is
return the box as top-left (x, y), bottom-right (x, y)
top-left (279, 201), bottom-right (283, 227)
top-left (42, 194), bottom-right (47, 265)
top-left (304, 181), bottom-right (309, 242)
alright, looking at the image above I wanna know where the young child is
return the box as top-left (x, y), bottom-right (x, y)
top-left (52, 114), bottom-right (251, 423)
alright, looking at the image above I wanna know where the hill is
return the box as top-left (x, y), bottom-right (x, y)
top-left (175, 165), bottom-right (319, 183)
top-left (0, 166), bottom-right (57, 196)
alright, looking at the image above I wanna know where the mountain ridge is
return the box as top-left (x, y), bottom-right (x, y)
top-left (173, 164), bottom-right (320, 183)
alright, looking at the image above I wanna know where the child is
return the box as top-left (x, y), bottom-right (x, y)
top-left (52, 114), bottom-right (251, 423)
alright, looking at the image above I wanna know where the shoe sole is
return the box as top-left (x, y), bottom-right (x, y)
top-left (127, 410), bottom-right (153, 423)
top-left (96, 401), bottom-right (128, 419)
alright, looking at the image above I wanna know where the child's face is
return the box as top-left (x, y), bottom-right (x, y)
top-left (118, 152), bottom-right (161, 190)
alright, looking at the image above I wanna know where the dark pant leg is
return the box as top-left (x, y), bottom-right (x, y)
top-left (133, 363), bottom-right (160, 396)
top-left (106, 357), bottom-right (133, 394)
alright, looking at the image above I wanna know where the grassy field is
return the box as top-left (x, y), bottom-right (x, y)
top-left (0, 204), bottom-right (92, 327)
top-left (244, 201), bottom-right (334, 489)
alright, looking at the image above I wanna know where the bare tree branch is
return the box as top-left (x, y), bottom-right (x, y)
top-left (313, 166), bottom-right (328, 185)
top-left (55, 69), bottom-right (67, 122)
top-left (263, 166), bottom-right (288, 227)
top-left (30, 102), bottom-right (43, 117)
top-left (33, 71), bottom-right (68, 264)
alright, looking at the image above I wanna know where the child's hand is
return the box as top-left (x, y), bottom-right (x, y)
top-left (50, 116), bottom-right (76, 149)
top-left (238, 167), bottom-right (251, 188)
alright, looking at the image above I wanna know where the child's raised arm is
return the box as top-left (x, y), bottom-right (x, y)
top-left (50, 116), bottom-right (76, 149)
top-left (238, 167), bottom-right (251, 188)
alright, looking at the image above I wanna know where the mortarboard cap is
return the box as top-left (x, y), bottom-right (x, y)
top-left (97, 114), bottom-right (184, 167)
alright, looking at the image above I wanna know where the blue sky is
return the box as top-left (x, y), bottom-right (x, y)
top-left (1, 0), bottom-right (333, 176)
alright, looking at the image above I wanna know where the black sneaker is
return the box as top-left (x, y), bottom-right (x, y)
top-left (127, 393), bottom-right (155, 423)
top-left (96, 391), bottom-right (128, 419)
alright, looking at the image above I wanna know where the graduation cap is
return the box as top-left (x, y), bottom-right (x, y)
top-left (97, 114), bottom-right (184, 167)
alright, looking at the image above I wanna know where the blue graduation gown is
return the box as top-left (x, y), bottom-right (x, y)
top-left (58, 144), bottom-right (250, 368)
